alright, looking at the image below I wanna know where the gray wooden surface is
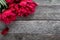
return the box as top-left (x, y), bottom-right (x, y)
top-left (1, 0), bottom-right (60, 40)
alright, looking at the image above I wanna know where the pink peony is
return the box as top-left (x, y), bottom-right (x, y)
top-left (1, 27), bottom-right (9, 36)
top-left (0, 14), bottom-right (2, 20)
top-left (18, 7), bottom-right (28, 16)
top-left (1, 9), bottom-right (16, 25)
top-left (19, 1), bottom-right (27, 7)
top-left (22, 0), bottom-right (32, 2)
top-left (5, 0), bottom-right (14, 4)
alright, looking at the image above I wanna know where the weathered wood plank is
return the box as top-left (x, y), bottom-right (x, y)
top-left (34, 0), bottom-right (60, 5)
top-left (0, 33), bottom-right (60, 40)
top-left (8, 21), bottom-right (60, 35)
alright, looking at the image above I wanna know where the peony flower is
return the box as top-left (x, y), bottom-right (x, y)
top-left (19, 1), bottom-right (27, 7)
top-left (18, 7), bottom-right (28, 16)
top-left (15, 7), bottom-right (32, 17)
top-left (14, 0), bottom-right (21, 3)
top-left (5, 0), bottom-right (14, 4)
top-left (0, 14), bottom-right (2, 20)
top-left (22, 0), bottom-right (32, 2)
top-left (19, 0), bottom-right (32, 7)
top-left (5, 0), bottom-right (37, 17)
top-left (8, 3), bottom-right (16, 12)
top-left (14, 4), bottom-right (20, 12)
top-left (1, 9), bottom-right (16, 25)
top-left (18, 1), bottom-right (37, 17)
top-left (1, 27), bottom-right (9, 36)
top-left (22, 7), bottom-right (34, 17)
top-left (8, 3), bottom-right (15, 7)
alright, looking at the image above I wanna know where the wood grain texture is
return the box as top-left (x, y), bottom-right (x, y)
top-left (8, 21), bottom-right (60, 35)
top-left (0, 33), bottom-right (60, 40)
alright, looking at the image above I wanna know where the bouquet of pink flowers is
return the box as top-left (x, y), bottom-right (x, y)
top-left (0, 0), bottom-right (37, 35)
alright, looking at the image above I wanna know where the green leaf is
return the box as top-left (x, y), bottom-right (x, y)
top-left (0, 3), bottom-right (4, 12)
top-left (0, 0), bottom-right (7, 8)
top-left (0, 0), bottom-right (8, 12)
